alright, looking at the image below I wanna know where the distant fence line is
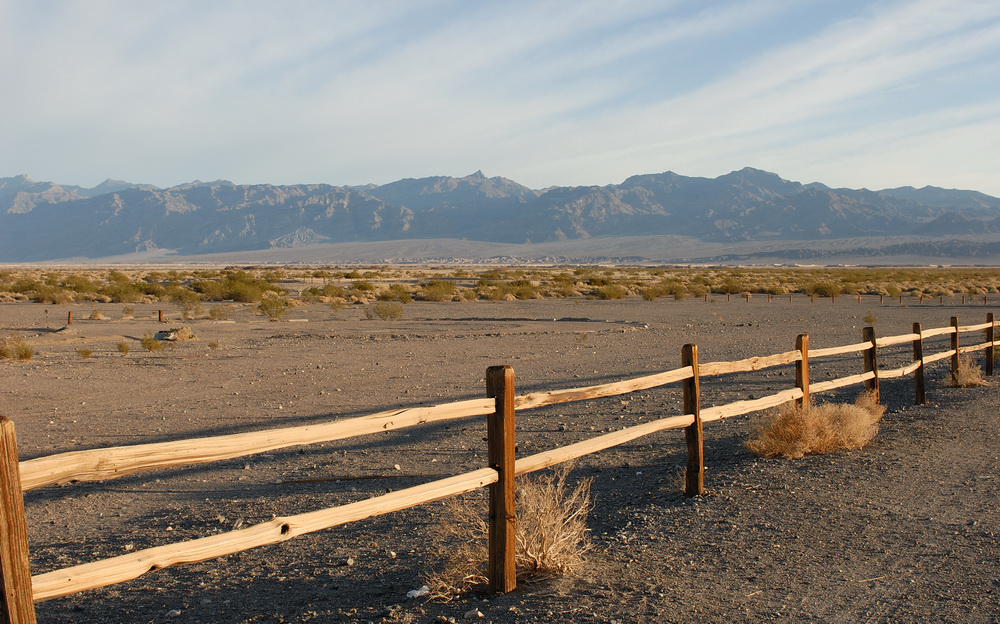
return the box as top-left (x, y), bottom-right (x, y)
top-left (0, 312), bottom-right (995, 622)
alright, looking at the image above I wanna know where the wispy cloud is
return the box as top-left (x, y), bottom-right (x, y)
top-left (1, 0), bottom-right (999, 195)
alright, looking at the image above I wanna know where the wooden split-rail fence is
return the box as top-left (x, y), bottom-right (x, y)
top-left (0, 313), bottom-right (996, 622)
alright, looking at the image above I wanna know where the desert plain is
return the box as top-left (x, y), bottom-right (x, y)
top-left (2, 290), bottom-right (999, 623)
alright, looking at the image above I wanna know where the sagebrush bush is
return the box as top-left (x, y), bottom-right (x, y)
top-left (140, 332), bottom-right (164, 352)
top-left (257, 297), bottom-right (288, 321)
top-left (746, 391), bottom-right (885, 459)
top-left (364, 301), bottom-right (404, 320)
top-left (117, 342), bottom-right (130, 356)
top-left (208, 305), bottom-right (231, 320)
top-left (77, 348), bottom-right (93, 359)
top-left (425, 464), bottom-right (592, 600)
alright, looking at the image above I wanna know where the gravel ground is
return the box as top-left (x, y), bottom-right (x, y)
top-left (1, 296), bottom-right (998, 623)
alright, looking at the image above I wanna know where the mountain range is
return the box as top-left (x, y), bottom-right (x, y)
top-left (2, 168), bottom-right (1000, 263)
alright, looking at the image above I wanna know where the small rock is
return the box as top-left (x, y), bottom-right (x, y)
top-left (406, 585), bottom-right (430, 599)
top-left (344, 557), bottom-right (355, 566)
top-left (166, 609), bottom-right (182, 618)
top-left (464, 608), bottom-right (484, 619)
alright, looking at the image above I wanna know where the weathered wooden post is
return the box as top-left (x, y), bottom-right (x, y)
top-left (66, 311), bottom-right (72, 326)
top-left (682, 344), bottom-right (703, 498)
top-left (0, 417), bottom-right (37, 624)
top-left (159, 310), bottom-right (164, 323)
top-left (950, 317), bottom-right (960, 381)
top-left (862, 326), bottom-right (879, 402)
top-left (485, 366), bottom-right (516, 594)
top-left (986, 313), bottom-right (995, 377)
top-left (912, 322), bottom-right (926, 405)
top-left (880, 294), bottom-right (884, 305)
top-left (795, 334), bottom-right (810, 410)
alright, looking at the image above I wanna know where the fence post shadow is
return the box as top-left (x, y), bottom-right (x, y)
top-left (795, 334), bottom-right (810, 410)
top-left (913, 323), bottom-right (926, 405)
top-left (863, 326), bottom-right (879, 403)
top-left (987, 313), bottom-right (995, 377)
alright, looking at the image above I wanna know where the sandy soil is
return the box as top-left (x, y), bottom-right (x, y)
top-left (1, 296), bottom-right (998, 623)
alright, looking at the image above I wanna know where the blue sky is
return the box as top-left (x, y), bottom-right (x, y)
top-left (2, 0), bottom-right (1000, 195)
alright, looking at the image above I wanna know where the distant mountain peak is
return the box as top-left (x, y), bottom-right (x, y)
top-left (3, 168), bottom-right (1000, 261)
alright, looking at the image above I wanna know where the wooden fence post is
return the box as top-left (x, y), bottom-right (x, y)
top-left (950, 317), bottom-right (960, 381)
top-left (862, 326), bottom-right (879, 402)
top-left (0, 418), bottom-right (36, 624)
top-left (159, 310), bottom-right (164, 323)
top-left (682, 344), bottom-right (703, 498)
top-left (795, 334), bottom-right (809, 410)
top-left (66, 311), bottom-right (72, 326)
top-left (485, 366), bottom-right (516, 594)
top-left (912, 322), bottom-right (926, 405)
top-left (987, 313), bottom-right (995, 377)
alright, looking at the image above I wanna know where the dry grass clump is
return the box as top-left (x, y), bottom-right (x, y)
top-left (425, 464), bottom-right (592, 600)
top-left (0, 337), bottom-right (33, 361)
top-left (746, 391), bottom-right (885, 459)
top-left (117, 342), bottom-right (130, 356)
top-left (952, 356), bottom-right (988, 388)
top-left (76, 348), bottom-right (93, 359)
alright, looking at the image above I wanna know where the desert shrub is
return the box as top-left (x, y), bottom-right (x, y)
top-left (885, 285), bottom-right (902, 297)
top-left (257, 296), bottom-right (288, 321)
top-left (364, 301), bottom-right (404, 320)
top-left (61, 274), bottom-right (99, 293)
top-left (952, 356), bottom-right (987, 388)
top-left (99, 282), bottom-right (145, 303)
top-left (140, 332), bottom-right (164, 352)
top-left (208, 305), bottom-right (231, 320)
top-left (419, 280), bottom-right (456, 302)
top-left (31, 285), bottom-right (73, 304)
top-left (208, 341), bottom-right (220, 350)
top-left (425, 464), bottom-right (592, 599)
top-left (377, 284), bottom-right (413, 304)
top-left (863, 311), bottom-right (877, 325)
top-left (117, 342), bottom-right (130, 356)
top-left (190, 279), bottom-right (225, 300)
top-left (746, 391), bottom-right (885, 459)
top-left (121, 306), bottom-right (135, 319)
top-left (805, 281), bottom-right (841, 298)
top-left (594, 285), bottom-right (627, 300)
top-left (352, 280), bottom-right (375, 292)
top-left (88, 309), bottom-right (107, 321)
top-left (719, 277), bottom-right (745, 295)
top-left (587, 275), bottom-right (613, 287)
top-left (77, 348), bottom-right (93, 359)
top-left (219, 271), bottom-right (282, 303)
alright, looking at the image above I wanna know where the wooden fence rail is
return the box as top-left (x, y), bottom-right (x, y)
top-left (3, 313), bottom-right (997, 620)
